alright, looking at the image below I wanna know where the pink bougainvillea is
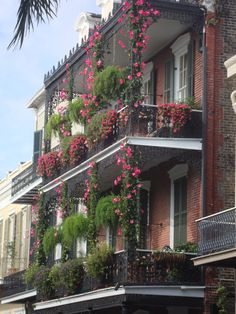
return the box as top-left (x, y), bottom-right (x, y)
top-left (157, 103), bottom-right (191, 133)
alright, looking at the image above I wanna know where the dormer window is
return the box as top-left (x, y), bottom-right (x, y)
top-left (96, 0), bottom-right (122, 21)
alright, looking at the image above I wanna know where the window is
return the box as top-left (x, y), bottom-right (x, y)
top-left (168, 164), bottom-right (188, 248)
top-left (171, 33), bottom-right (191, 101)
top-left (173, 177), bottom-right (187, 246)
top-left (178, 53), bottom-right (188, 100)
top-left (163, 61), bottom-right (173, 103)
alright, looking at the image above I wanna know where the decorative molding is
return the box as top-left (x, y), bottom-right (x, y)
top-left (168, 164), bottom-right (188, 181)
top-left (171, 32), bottom-right (191, 57)
top-left (224, 55), bottom-right (236, 78)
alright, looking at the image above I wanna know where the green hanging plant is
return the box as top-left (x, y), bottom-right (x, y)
top-left (62, 213), bottom-right (88, 245)
top-left (45, 112), bottom-right (71, 140)
top-left (93, 65), bottom-right (126, 101)
top-left (45, 114), bottom-right (63, 139)
top-left (43, 226), bottom-right (62, 256)
top-left (68, 98), bottom-right (86, 125)
top-left (95, 195), bottom-right (118, 229)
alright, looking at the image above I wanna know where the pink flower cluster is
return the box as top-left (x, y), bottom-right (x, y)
top-left (117, 0), bottom-right (160, 108)
top-left (37, 151), bottom-right (60, 178)
top-left (101, 110), bottom-right (117, 140)
top-left (68, 135), bottom-right (88, 165)
top-left (157, 103), bottom-right (191, 133)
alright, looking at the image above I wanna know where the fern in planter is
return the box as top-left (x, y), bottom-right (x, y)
top-left (62, 213), bottom-right (88, 245)
top-left (93, 66), bottom-right (126, 101)
top-left (43, 226), bottom-right (62, 256)
top-left (95, 195), bottom-right (118, 229)
top-left (45, 113), bottom-right (71, 139)
top-left (45, 114), bottom-right (62, 139)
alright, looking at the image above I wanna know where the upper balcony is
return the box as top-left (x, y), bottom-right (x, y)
top-left (193, 207), bottom-right (236, 267)
top-left (11, 163), bottom-right (42, 204)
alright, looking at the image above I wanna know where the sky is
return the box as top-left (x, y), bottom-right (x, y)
top-left (0, 0), bottom-right (100, 180)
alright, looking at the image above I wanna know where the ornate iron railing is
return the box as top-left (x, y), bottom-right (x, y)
top-left (11, 164), bottom-right (39, 197)
top-left (0, 250), bottom-right (203, 300)
top-left (197, 207), bottom-right (236, 255)
top-left (0, 270), bottom-right (28, 298)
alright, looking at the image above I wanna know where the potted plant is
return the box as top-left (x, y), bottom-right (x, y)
top-left (86, 243), bottom-right (113, 281)
top-left (45, 101), bottom-right (71, 140)
top-left (43, 226), bottom-right (62, 256)
top-left (49, 259), bottom-right (84, 297)
top-left (157, 103), bottom-right (191, 134)
top-left (86, 110), bottom-right (117, 148)
top-left (95, 195), bottom-right (118, 229)
top-left (37, 151), bottom-right (61, 178)
top-left (62, 213), bottom-right (89, 246)
top-left (24, 263), bottom-right (40, 289)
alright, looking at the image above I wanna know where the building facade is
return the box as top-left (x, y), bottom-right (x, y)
top-left (1, 0), bottom-right (236, 313)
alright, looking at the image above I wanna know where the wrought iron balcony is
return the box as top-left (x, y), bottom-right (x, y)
top-left (1, 250), bottom-right (202, 301)
top-left (0, 270), bottom-right (28, 298)
top-left (11, 164), bottom-right (42, 203)
top-left (197, 207), bottom-right (236, 255)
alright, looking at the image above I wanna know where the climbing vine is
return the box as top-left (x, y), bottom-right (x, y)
top-left (84, 161), bottom-right (98, 251)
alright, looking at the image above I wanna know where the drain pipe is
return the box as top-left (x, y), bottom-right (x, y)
top-left (200, 7), bottom-right (207, 218)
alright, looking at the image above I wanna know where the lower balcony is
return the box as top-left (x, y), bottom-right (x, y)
top-left (0, 250), bottom-right (204, 312)
top-left (193, 207), bottom-right (236, 267)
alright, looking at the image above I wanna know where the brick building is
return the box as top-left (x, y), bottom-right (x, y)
top-left (0, 0), bottom-right (235, 313)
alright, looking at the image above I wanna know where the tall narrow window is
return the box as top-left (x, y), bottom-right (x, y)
top-left (171, 33), bottom-right (191, 101)
top-left (168, 164), bottom-right (188, 248)
top-left (163, 61), bottom-right (173, 103)
top-left (173, 177), bottom-right (187, 246)
top-left (178, 53), bottom-right (188, 100)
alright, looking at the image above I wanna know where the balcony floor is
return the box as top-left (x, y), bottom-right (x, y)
top-left (193, 248), bottom-right (236, 268)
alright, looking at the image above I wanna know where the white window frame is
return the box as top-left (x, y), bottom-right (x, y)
top-left (168, 164), bottom-right (188, 248)
top-left (171, 33), bottom-right (190, 101)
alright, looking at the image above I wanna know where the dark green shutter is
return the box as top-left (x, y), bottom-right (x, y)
top-left (33, 130), bottom-right (42, 168)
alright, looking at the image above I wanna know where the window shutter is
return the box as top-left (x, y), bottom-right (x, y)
top-left (33, 130), bottom-right (42, 169)
top-left (3, 218), bottom-right (10, 275)
top-left (187, 39), bottom-right (195, 98)
top-left (14, 212), bottom-right (22, 269)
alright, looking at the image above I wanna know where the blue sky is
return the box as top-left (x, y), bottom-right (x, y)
top-left (0, 0), bottom-right (99, 179)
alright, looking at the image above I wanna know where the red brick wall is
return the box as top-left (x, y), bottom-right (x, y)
top-left (147, 158), bottom-right (201, 250)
